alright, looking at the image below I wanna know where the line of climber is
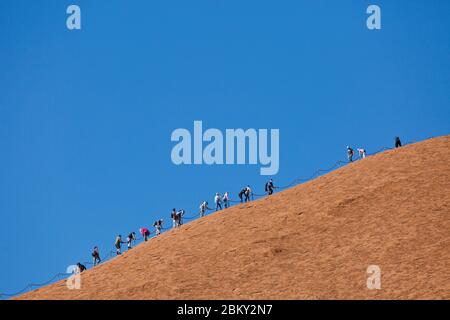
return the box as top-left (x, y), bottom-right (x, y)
top-left (75, 136), bottom-right (407, 270)
top-left (0, 136), bottom-right (408, 299)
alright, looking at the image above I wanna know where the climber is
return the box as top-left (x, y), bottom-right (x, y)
top-left (223, 192), bottom-right (230, 209)
top-left (395, 137), bottom-right (402, 148)
top-left (76, 262), bottom-right (87, 273)
top-left (171, 208), bottom-right (180, 228)
top-left (357, 148), bottom-right (366, 159)
top-left (265, 179), bottom-right (275, 195)
top-left (153, 219), bottom-right (163, 236)
top-left (199, 201), bottom-right (211, 217)
top-left (126, 232), bottom-right (136, 250)
top-left (215, 193), bottom-right (222, 211)
top-left (140, 227), bottom-right (150, 242)
top-left (238, 188), bottom-right (246, 203)
top-left (177, 209), bottom-right (185, 226)
top-left (115, 235), bottom-right (125, 255)
top-left (92, 246), bottom-right (101, 266)
top-left (347, 146), bottom-right (354, 162)
top-left (244, 186), bottom-right (252, 202)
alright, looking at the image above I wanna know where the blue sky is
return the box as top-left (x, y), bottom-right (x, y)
top-left (0, 0), bottom-right (449, 296)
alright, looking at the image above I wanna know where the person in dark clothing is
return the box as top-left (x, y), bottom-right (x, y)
top-left (92, 246), bottom-right (101, 266)
top-left (347, 146), bottom-right (354, 162)
top-left (238, 189), bottom-right (246, 203)
top-left (244, 186), bottom-right (252, 202)
top-left (76, 262), bottom-right (87, 273)
top-left (127, 232), bottom-right (136, 250)
top-left (265, 179), bottom-right (275, 195)
top-left (395, 137), bottom-right (402, 148)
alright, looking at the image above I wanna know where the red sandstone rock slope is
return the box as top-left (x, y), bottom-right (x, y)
top-left (18, 136), bottom-right (450, 299)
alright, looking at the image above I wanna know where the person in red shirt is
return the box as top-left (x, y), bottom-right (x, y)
top-left (140, 227), bottom-right (150, 241)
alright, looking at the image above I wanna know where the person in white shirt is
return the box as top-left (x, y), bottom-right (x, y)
top-left (153, 219), bottom-right (163, 236)
top-left (199, 201), bottom-right (211, 217)
top-left (357, 148), bottom-right (366, 159)
top-left (177, 209), bottom-right (185, 226)
top-left (244, 186), bottom-right (252, 202)
top-left (215, 193), bottom-right (222, 211)
top-left (171, 208), bottom-right (179, 228)
top-left (115, 235), bottom-right (125, 255)
top-left (223, 192), bottom-right (230, 208)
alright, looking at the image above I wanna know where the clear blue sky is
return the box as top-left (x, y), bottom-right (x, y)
top-left (0, 0), bottom-right (449, 296)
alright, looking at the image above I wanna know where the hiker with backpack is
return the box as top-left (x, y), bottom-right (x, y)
top-left (395, 137), bottom-right (402, 148)
top-left (153, 219), bottom-right (163, 236)
top-left (115, 235), bottom-right (125, 255)
top-left (92, 246), bottom-right (101, 266)
top-left (127, 232), bottom-right (136, 250)
top-left (215, 193), bottom-right (223, 211)
top-left (347, 146), bottom-right (354, 162)
top-left (140, 227), bottom-right (150, 242)
top-left (265, 179), bottom-right (275, 195)
top-left (223, 192), bottom-right (230, 209)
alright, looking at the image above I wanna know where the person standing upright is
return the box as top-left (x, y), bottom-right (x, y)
top-left (115, 235), bottom-right (125, 255)
top-left (223, 192), bottom-right (230, 209)
top-left (215, 193), bottom-right (222, 211)
top-left (92, 246), bottom-right (101, 266)
top-left (265, 179), bottom-right (275, 195)
top-left (395, 137), bottom-right (402, 148)
top-left (347, 146), bottom-right (354, 162)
